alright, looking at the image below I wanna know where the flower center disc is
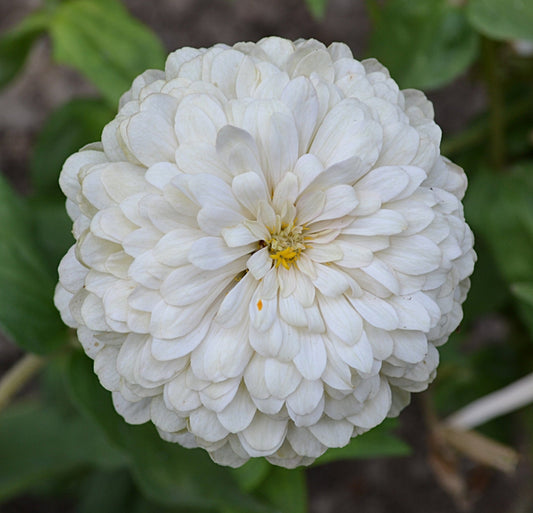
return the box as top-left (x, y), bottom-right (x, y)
top-left (267, 222), bottom-right (306, 269)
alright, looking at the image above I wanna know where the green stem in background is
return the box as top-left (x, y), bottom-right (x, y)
top-left (482, 37), bottom-right (506, 171)
top-left (441, 95), bottom-right (533, 156)
top-left (0, 354), bottom-right (44, 413)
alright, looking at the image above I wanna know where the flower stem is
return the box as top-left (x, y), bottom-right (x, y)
top-left (482, 37), bottom-right (506, 171)
top-left (0, 354), bottom-right (44, 413)
top-left (445, 372), bottom-right (533, 430)
top-left (441, 95), bottom-right (533, 157)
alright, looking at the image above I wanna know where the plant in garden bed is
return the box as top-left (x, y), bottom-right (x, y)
top-left (1, 0), bottom-right (533, 511)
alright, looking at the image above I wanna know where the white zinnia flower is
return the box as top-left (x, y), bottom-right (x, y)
top-left (55, 37), bottom-right (475, 468)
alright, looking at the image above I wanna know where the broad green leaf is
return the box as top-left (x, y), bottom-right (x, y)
top-left (29, 197), bottom-right (73, 275)
top-left (465, 164), bottom-right (533, 285)
top-left (313, 418), bottom-right (410, 465)
top-left (368, 0), bottom-right (479, 90)
top-left (305, 0), bottom-right (328, 19)
top-left (76, 469), bottom-right (134, 513)
top-left (77, 469), bottom-right (217, 513)
top-left (50, 0), bottom-right (166, 105)
top-left (0, 401), bottom-right (126, 501)
top-left (66, 351), bottom-right (277, 513)
top-left (0, 175), bottom-right (67, 354)
top-left (31, 98), bottom-right (114, 197)
top-left (461, 238), bottom-right (509, 323)
top-left (257, 467), bottom-right (307, 513)
top-left (467, 0), bottom-right (533, 42)
top-left (0, 11), bottom-right (49, 89)
top-left (512, 282), bottom-right (533, 308)
top-left (29, 98), bottom-right (114, 272)
top-left (466, 163), bottom-right (533, 336)
top-left (511, 282), bottom-right (533, 339)
top-left (231, 459), bottom-right (271, 492)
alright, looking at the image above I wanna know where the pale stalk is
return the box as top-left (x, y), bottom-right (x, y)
top-left (0, 353), bottom-right (44, 413)
top-left (445, 372), bottom-right (533, 431)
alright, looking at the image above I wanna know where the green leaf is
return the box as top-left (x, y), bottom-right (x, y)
top-left (31, 98), bottom-right (114, 197)
top-left (76, 469), bottom-right (135, 513)
top-left (29, 196), bottom-right (74, 275)
top-left (0, 401), bottom-right (126, 501)
top-left (466, 163), bottom-right (533, 336)
top-left (77, 469), bottom-right (216, 513)
top-left (313, 418), bottom-right (410, 465)
top-left (0, 11), bottom-right (49, 89)
top-left (465, 164), bottom-right (533, 285)
top-left (0, 175), bottom-right (67, 354)
top-left (305, 0), bottom-right (328, 19)
top-left (66, 351), bottom-right (277, 513)
top-left (368, 0), bottom-right (479, 90)
top-left (257, 467), bottom-right (307, 513)
top-left (29, 98), bottom-right (114, 272)
top-left (50, 0), bottom-right (166, 105)
top-left (231, 459), bottom-right (271, 492)
top-left (467, 0), bottom-right (533, 42)
top-left (511, 282), bottom-right (533, 338)
top-left (512, 282), bottom-right (533, 308)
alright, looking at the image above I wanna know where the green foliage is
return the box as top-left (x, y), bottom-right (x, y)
top-left (0, 401), bottom-right (125, 501)
top-left (466, 163), bottom-right (533, 337)
top-left (0, 176), bottom-right (67, 354)
top-left (467, 0), bottom-right (533, 42)
top-left (66, 351), bottom-right (277, 513)
top-left (466, 164), bottom-right (533, 285)
top-left (257, 468), bottom-right (307, 513)
top-left (367, 0), bottom-right (479, 90)
top-left (49, 0), bottom-right (166, 105)
top-left (31, 98), bottom-right (114, 197)
top-left (305, 0), bottom-right (328, 19)
top-left (29, 98), bottom-right (114, 271)
top-left (0, 11), bottom-right (49, 89)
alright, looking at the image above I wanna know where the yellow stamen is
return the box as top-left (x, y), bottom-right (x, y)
top-left (263, 218), bottom-right (307, 270)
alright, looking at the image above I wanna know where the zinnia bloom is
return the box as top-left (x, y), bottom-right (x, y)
top-left (55, 37), bottom-right (475, 468)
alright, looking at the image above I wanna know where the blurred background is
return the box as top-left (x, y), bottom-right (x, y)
top-left (1, 1), bottom-right (533, 512)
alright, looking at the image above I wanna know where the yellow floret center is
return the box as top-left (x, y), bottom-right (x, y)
top-left (266, 221), bottom-right (307, 270)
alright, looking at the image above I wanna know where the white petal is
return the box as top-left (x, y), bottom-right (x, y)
top-left (191, 324), bottom-right (253, 381)
top-left (217, 387), bottom-right (257, 432)
top-left (112, 392), bottom-right (151, 424)
top-left (239, 413), bottom-right (287, 456)
top-left (293, 333), bottom-right (327, 380)
top-left (312, 264), bottom-right (350, 297)
top-left (319, 295), bottom-right (362, 345)
top-left (264, 359), bottom-right (301, 399)
top-left (380, 235), bottom-right (441, 275)
top-left (281, 76), bottom-right (319, 153)
top-left (175, 93), bottom-right (227, 145)
top-left (391, 330), bottom-right (428, 364)
top-left (165, 372), bottom-right (201, 412)
top-left (189, 408), bottom-right (229, 442)
top-left (286, 379), bottom-right (323, 416)
top-left (247, 247), bottom-right (272, 279)
top-left (310, 98), bottom-right (382, 167)
top-left (216, 125), bottom-right (262, 177)
top-left (232, 171), bottom-right (269, 213)
top-left (334, 239), bottom-right (373, 268)
top-left (344, 209), bottom-right (407, 236)
top-left (189, 236), bottom-right (253, 270)
top-left (349, 292), bottom-right (400, 330)
top-left (309, 418), bottom-right (353, 447)
top-left (347, 378), bottom-right (391, 429)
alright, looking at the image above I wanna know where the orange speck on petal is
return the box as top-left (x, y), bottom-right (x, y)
top-left (257, 299), bottom-right (263, 311)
